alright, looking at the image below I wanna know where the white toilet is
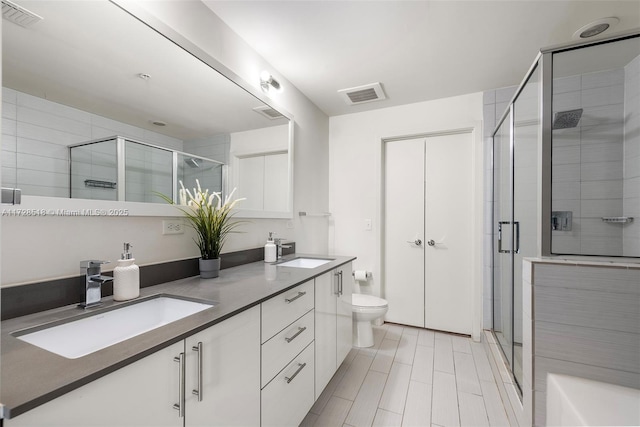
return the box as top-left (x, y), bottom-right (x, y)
top-left (351, 293), bottom-right (389, 348)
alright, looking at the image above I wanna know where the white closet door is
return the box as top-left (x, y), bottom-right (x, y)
top-left (383, 132), bottom-right (474, 335)
top-left (424, 132), bottom-right (473, 335)
top-left (383, 138), bottom-right (425, 327)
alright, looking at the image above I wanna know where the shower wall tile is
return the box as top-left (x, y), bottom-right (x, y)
top-left (581, 198), bottom-right (623, 217)
top-left (551, 145), bottom-right (580, 164)
top-left (495, 86), bottom-right (517, 103)
top-left (581, 68), bottom-right (625, 90)
top-left (580, 103), bottom-right (624, 127)
top-left (552, 91), bottom-right (580, 111)
top-left (551, 181), bottom-right (580, 200)
top-left (551, 163), bottom-right (579, 182)
top-left (581, 179), bottom-right (623, 199)
top-left (581, 85), bottom-right (625, 108)
top-left (17, 105), bottom-right (92, 137)
top-left (553, 75), bottom-right (581, 94)
top-left (483, 90), bottom-right (496, 105)
top-left (535, 285), bottom-right (640, 333)
top-left (3, 101), bottom-right (17, 120)
top-left (581, 141), bottom-right (623, 163)
top-left (483, 104), bottom-right (495, 137)
top-left (580, 160), bottom-right (623, 181)
top-left (17, 92), bottom-right (91, 123)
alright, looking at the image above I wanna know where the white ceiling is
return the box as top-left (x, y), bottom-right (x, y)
top-left (203, 1), bottom-right (640, 117)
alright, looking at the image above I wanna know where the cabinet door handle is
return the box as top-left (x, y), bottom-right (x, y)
top-left (285, 291), bottom-right (306, 303)
top-left (285, 362), bottom-right (307, 384)
top-left (192, 342), bottom-right (203, 402)
top-left (284, 326), bottom-right (307, 343)
top-left (339, 270), bottom-right (343, 296)
top-left (173, 352), bottom-right (185, 418)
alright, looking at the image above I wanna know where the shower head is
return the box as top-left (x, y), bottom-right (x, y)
top-left (184, 158), bottom-right (200, 168)
top-left (552, 108), bottom-right (583, 130)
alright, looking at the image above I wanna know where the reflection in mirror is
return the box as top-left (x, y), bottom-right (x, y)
top-left (2, 0), bottom-right (292, 217)
top-left (551, 35), bottom-right (640, 257)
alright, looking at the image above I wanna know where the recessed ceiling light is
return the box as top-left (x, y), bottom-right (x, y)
top-left (150, 120), bottom-right (166, 127)
top-left (572, 17), bottom-right (619, 40)
top-left (138, 73), bottom-right (151, 81)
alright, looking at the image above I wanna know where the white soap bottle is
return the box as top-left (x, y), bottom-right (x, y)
top-left (113, 243), bottom-right (140, 301)
top-left (264, 232), bottom-right (277, 263)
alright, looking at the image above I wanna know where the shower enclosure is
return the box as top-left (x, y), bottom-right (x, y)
top-left (69, 136), bottom-right (224, 203)
top-left (491, 31), bottom-right (639, 395)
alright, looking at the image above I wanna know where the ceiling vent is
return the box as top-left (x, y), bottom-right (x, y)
top-left (2, 0), bottom-right (42, 28)
top-left (253, 106), bottom-right (285, 120)
top-left (338, 82), bottom-right (387, 106)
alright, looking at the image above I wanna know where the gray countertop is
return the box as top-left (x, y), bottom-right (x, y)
top-left (0, 254), bottom-right (355, 419)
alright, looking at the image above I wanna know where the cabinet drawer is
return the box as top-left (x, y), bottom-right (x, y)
top-left (261, 343), bottom-right (315, 427)
top-left (262, 309), bottom-right (314, 387)
top-left (262, 280), bottom-right (314, 342)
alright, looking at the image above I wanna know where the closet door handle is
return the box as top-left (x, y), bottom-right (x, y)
top-left (173, 352), bottom-right (185, 417)
top-left (285, 326), bottom-right (307, 343)
top-left (192, 342), bottom-right (203, 402)
top-left (285, 362), bottom-right (307, 384)
top-left (285, 291), bottom-right (306, 304)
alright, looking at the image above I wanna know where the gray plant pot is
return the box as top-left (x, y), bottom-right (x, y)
top-left (199, 258), bottom-right (221, 279)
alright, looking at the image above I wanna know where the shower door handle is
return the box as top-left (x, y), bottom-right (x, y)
top-left (498, 221), bottom-right (520, 254)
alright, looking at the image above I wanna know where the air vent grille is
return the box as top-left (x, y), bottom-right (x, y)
top-left (2, 0), bottom-right (42, 27)
top-left (253, 106), bottom-right (285, 120)
top-left (338, 82), bottom-right (386, 106)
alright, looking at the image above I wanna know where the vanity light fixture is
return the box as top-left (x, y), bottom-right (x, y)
top-left (260, 70), bottom-right (282, 93)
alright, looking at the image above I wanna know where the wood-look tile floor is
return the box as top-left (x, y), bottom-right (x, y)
top-left (301, 323), bottom-right (514, 427)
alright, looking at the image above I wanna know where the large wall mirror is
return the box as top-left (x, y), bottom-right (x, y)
top-left (2, 0), bottom-right (293, 218)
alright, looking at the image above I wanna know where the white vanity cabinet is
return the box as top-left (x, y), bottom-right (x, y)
top-left (260, 280), bottom-right (315, 427)
top-left (5, 306), bottom-right (260, 427)
top-left (314, 262), bottom-right (353, 397)
top-left (4, 340), bottom-right (185, 427)
top-left (183, 306), bottom-right (260, 427)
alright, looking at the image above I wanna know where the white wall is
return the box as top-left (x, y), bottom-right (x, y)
top-left (328, 93), bottom-right (484, 338)
top-left (1, 1), bottom-right (330, 285)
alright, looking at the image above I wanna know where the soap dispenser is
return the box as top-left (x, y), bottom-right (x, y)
top-left (113, 243), bottom-right (140, 301)
top-left (264, 232), bottom-right (277, 263)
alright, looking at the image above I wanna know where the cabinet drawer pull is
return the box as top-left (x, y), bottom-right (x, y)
top-left (173, 353), bottom-right (185, 418)
top-left (284, 326), bottom-right (307, 343)
top-left (285, 291), bottom-right (306, 304)
top-left (285, 362), bottom-right (307, 384)
top-left (192, 342), bottom-right (203, 402)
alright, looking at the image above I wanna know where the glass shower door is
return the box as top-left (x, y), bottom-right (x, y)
top-left (493, 110), bottom-right (514, 371)
top-left (492, 66), bottom-right (540, 396)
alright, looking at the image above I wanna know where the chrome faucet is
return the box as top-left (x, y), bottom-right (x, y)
top-left (79, 260), bottom-right (112, 309)
top-left (274, 238), bottom-right (292, 260)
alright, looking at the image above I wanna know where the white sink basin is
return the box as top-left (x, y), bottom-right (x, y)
top-left (277, 257), bottom-right (334, 269)
top-left (13, 296), bottom-right (214, 359)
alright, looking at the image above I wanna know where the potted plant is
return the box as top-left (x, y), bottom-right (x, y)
top-left (161, 180), bottom-right (245, 278)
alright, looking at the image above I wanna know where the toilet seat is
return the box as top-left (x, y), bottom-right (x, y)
top-left (352, 293), bottom-right (388, 308)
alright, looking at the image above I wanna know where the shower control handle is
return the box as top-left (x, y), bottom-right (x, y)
top-left (407, 239), bottom-right (422, 246)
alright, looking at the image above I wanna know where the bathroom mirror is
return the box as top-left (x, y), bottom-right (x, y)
top-left (1, 0), bottom-right (293, 218)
